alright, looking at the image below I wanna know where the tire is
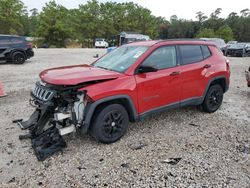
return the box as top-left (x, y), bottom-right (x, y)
top-left (202, 85), bottom-right (223, 113)
top-left (12, 52), bottom-right (25, 64)
top-left (90, 104), bottom-right (129, 144)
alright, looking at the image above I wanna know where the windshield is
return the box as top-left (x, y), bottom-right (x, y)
top-left (231, 43), bottom-right (246, 48)
top-left (93, 46), bottom-right (149, 72)
top-left (227, 41), bottom-right (237, 44)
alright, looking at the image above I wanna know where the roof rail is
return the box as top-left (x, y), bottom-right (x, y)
top-left (155, 38), bottom-right (208, 43)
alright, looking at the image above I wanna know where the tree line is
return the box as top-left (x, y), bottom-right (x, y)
top-left (0, 0), bottom-right (249, 47)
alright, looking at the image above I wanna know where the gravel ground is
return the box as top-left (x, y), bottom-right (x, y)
top-left (0, 49), bottom-right (249, 188)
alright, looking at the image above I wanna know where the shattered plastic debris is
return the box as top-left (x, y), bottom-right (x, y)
top-left (31, 127), bottom-right (67, 161)
top-left (93, 54), bottom-right (99, 58)
top-left (128, 141), bottom-right (148, 150)
top-left (12, 119), bottom-right (23, 123)
top-left (189, 123), bottom-right (200, 127)
top-left (161, 157), bottom-right (182, 165)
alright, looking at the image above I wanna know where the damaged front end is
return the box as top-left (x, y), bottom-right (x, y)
top-left (16, 81), bottom-right (90, 161)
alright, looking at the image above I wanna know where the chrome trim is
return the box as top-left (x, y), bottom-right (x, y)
top-left (32, 82), bottom-right (55, 102)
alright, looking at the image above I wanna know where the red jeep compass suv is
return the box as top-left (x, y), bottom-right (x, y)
top-left (19, 40), bottom-right (230, 145)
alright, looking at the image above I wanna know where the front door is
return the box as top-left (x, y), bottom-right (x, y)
top-left (135, 46), bottom-right (181, 114)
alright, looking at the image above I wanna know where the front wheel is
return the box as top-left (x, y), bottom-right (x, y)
top-left (12, 52), bottom-right (25, 64)
top-left (90, 104), bottom-right (129, 144)
top-left (202, 85), bottom-right (223, 113)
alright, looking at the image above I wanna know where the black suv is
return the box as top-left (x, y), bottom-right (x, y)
top-left (0, 35), bottom-right (34, 64)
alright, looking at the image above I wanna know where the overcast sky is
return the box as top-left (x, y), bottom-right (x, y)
top-left (21, 0), bottom-right (249, 20)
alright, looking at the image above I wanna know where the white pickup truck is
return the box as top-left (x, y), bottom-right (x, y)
top-left (95, 38), bottom-right (109, 48)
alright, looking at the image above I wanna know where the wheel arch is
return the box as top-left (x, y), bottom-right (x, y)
top-left (10, 49), bottom-right (27, 60)
top-left (202, 76), bottom-right (228, 101)
top-left (81, 95), bottom-right (138, 134)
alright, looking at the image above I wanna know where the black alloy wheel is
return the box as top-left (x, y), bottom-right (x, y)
top-left (90, 104), bottom-right (129, 143)
top-left (202, 84), bottom-right (224, 113)
top-left (102, 110), bottom-right (124, 138)
top-left (13, 52), bottom-right (25, 64)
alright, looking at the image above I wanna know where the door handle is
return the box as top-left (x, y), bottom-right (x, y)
top-left (170, 71), bottom-right (181, 76)
top-left (203, 64), bottom-right (211, 69)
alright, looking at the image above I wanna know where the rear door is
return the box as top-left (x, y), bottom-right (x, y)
top-left (10, 36), bottom-right (26, 49)
top-left (0, 36), bottom-right (11, 59)
top-left (178, 45), bottom-right (212, 103)
top-left (135, 46), bottom-right (182, 114)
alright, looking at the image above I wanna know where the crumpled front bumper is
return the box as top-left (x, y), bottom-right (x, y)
top-left (16, 82), bottom-right (76, 161)
top-left (16, 99), bottom-right (67, 161)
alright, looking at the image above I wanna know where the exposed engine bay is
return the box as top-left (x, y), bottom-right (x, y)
top-left (16, 81), bottom-right (90, 161)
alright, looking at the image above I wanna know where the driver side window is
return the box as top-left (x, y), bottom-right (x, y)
top-left (142, 46), bottom-right (177, 69)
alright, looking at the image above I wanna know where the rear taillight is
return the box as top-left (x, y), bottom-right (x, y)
top-left (27, 43), bottom-right (33, 48)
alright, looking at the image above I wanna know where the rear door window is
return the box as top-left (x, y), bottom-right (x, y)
top-left (179, 45), bottom-right (203, 65)
top-left (11, 37), bottom-right (24, 44)
top-left (201, 45), bottom-right (211, 59)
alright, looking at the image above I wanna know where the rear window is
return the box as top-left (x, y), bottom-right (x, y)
top-left (201, 45), bottom-right (211, 59)
top-left (179, 45), bottom-right (203, 65)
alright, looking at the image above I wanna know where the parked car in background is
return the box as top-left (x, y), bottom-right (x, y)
top-left (0, 35), bottom-right (34, 64)
top-left (95, 38), bottom-right (109, 48)
top-left (21, 40), bottom-right (230, 146)
top-left (118, 31), bottom-right (151, 46)
top-left (246, 66), bottom-right (250, 87)
top-left (226, 43), bottom-right (250, 57)
top-left (200, 38), bottom-right (227, 55)
top-left (226, 41), bottom-right (237, 48)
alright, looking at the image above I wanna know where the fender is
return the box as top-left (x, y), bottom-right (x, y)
top-left (81, 95), bottom-right (138, 134)
top-left (9, 48), bottom-right (27, 60)
top-left (202, 75), bottom-right (229, 101)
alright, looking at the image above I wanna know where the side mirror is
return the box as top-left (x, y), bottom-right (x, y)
top-left (138, 65), bottom-right (158, 73)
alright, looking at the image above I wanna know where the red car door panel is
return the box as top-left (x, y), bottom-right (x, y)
top-left (134, 46), bottom-right (181, 114)
top-left (179, 45), bottom-right (211, 101)
top-left (135, 67), bottom-right (181, 114)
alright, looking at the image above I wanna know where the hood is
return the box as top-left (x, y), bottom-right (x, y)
top-left (39, 64), bottom-right (122, 86)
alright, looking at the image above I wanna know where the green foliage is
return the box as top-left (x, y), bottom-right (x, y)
top-left (196, 28), bottom-right (216, 38)
top-left (167, 19), bottom-right (199, 39)
top-left (0, 0), bottom-right (26, 34)
top-left (226, 13), bottom-right (250, 42)
top-left (69, 1), bottom-right (163, 47)
top-left (215, 25), bottom-right (234, 42)
top-left (29, 8), bottom-right (39, 35)
top-left (36, 1), bottom-right (72, 47)
top-left (196, 11), bottom-right (207, 23)
top-left (196, 25), bottom-right (233, 42)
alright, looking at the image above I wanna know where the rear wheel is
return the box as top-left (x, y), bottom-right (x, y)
top-left (202, 85), bottom-right (223, 113)
top-left (12, 52), bottom-right (25, 64)
top-left (90, 104), bottom-right (129, 144)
